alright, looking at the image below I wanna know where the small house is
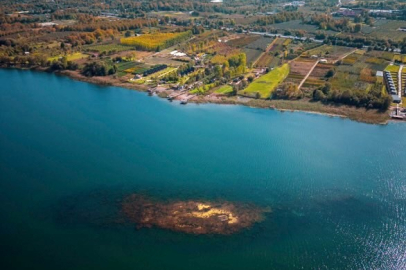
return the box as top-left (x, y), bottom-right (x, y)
top-left (392, 95), bottom-right (401, 103)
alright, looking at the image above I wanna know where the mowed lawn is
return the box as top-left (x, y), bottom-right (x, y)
top-left (239, 64), bottom-right (289, 98)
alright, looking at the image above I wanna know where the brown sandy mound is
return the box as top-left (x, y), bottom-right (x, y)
top-left (122, 194), bottom-right (269, 235)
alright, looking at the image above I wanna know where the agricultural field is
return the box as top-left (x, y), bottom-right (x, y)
top-left (269, 57), bottom-right (282, 68)
top-left (392, 54), bottom-right (406, 63)
top-left (84, 43), bottom-right (132, 53)
top-left (254, 38), bottom-right (289, 68)
top-left (267, 38), bottom-right (288, 53)
top-left (286, 58), bottom-right (318, 86)
top-left (209, 43), bottom-right (241, 64)
top-left (255, 53), bottom-right (273, 68)
top-left (303, 63), bottom-right (334, 90)
top-left (48, 52), bottom-right (88, 62)
top-left (113, 61), bottom-right (141, 77)
top-left (143, 55), bottom-right (185, 67)
top-left (239, 64), bottom-right (290, 98)
top-left (271, 20), bottom-right (321, 33)
top-left (243, 48), bottom-right (263, 65)
top-left (227, 35), bottom-right (261, 48)
top-left (285, 41), bottom-right (322, 58)
top-left (144, 67), bottom-right (177, 80)
top-left (290, 58), bottom-right (317, 76)
top-left (120, 31), bottom-right (192, 51)
top-left (385, 65), bottom-right (400, 73)
top-left (303, 45), bottom-right (356, 63)
top-left (124, 65), bottom-right (150, 74)
top-left (401, 69), bottom-right (406, 90)
top-left (244, 36), bottom-right (274, 51)
top-left (360, 20), bottom-right (406, 41)
top-left (329, 50), bottom-right (392, 93)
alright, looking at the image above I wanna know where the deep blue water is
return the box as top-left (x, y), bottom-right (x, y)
top-left (1, 69), bottom-right (406, 270)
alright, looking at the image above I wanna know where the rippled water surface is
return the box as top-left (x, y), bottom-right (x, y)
top-left (1, 69), bottom-right (406, 270)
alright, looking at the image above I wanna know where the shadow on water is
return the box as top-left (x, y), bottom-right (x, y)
top-left (53, 187), bottom-right (128, 229)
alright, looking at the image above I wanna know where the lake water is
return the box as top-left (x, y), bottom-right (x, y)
top-left (1, 69), bottom-right (406, 270)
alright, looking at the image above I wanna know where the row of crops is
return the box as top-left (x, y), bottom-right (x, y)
top-left (120, 31), bottom-right (192, 51)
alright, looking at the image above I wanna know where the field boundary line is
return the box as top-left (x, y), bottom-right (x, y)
top-left (253, 37), bottom-right (279, 67)
top-left (298, 60), bottom-right (319, 90)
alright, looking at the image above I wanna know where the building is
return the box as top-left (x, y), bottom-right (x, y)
top-left (170, 50), bottom-right (187, 57)
top-left (335, 8), bottom-right (363, 17)
top-left (384, 71), bottom-right (398, 95)
top-left (392, 95), bottom-right (401, 103)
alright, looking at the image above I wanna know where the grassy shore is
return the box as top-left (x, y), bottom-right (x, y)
top-left (196, 97), bottom-right (389, 124)
top-left (244, 99), bottom-right (390, 124)
top-left (54, 70), bottom-right (391, 124)
top-left (2, 67), bottom-right (390, 125)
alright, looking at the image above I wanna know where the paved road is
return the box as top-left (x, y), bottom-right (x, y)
top-left (249, 32), bottom-right (324, 43)
top-left (398, 65), bottom-right (403, 101)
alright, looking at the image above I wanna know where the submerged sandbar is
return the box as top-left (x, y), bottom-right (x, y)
top-left (122, 194), bottom-right (269, 235)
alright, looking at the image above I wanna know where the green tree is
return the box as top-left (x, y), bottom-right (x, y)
top-left (313, 89), bottom-right (325, 101)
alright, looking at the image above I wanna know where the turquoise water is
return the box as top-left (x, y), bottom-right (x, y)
top-left (1, 69), bottom-right (406, 269)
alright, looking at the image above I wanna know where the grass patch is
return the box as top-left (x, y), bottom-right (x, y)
top-left (402, 97), bottom-right (406, 108)
top-left (48, 52), bottom-right (87, 62)
top-left (144, 67), bottom-right (177, 79)
top-left (84, 44), bottom-right (132, 53)
top-left (382, 52), bottom-right (394, 61)
top-left (215, 85), bottom-right (233, 95)
top-left (239, 64), bottom-right (289, 98)
top-left (385, 65), bottom-right (400, 72)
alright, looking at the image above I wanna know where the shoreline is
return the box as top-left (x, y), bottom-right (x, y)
top-left (2, 66), bottom-right (391, 125)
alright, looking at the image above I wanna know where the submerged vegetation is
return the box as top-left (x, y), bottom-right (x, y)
top-left (122, 194), bottom-right (268, 235)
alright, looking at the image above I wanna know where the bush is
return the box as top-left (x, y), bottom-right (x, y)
top-left (313, 89), bottom-right (325, 101)
top-left (325, 69), bottom-right (335, 78)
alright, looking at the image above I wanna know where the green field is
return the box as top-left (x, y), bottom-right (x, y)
top-left (107, 61), bottom-right (142, 77)
top-left (48, 52), bottom-right (87, 62)
top-left (243, 48), bottom-right (263, 65)
top-left (215, 85), bottom-right (233, 95)
top-left (244, 36), bottom-right (274, 51)
top-left (385, 65), bottom-right (400, 72)
top-left (361, 20), bottom-right (406, 41)
top-left (84, 44), bottom-right (132, 53)
top-left (239, 64), bottom-right (290, 98)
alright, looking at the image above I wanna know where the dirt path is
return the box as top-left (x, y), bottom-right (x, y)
top-left (332, 49), bottom-right (357, 64)
top-left (298, 60), bottom-right (319, 90)
top-left (253, 37), bottom-right (279, 67)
